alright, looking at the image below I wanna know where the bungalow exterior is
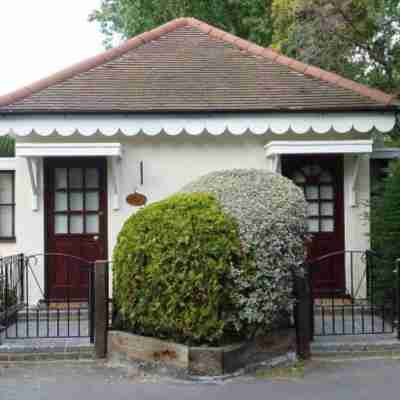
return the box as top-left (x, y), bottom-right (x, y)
top-left (0, 18), bottom-right (398, 304)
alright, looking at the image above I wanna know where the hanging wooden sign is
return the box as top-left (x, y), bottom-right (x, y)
top-left (126, 191), bottom-right (147, 207)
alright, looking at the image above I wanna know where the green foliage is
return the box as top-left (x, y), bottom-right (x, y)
top-left (182, 169), bottom-right (307, 335)
top-left (0, 136), bottom-right (15, 157)
top-left (89, 0), bottom-right (273, 48)
top-left (112, 192), bottom-right (243, 345)
top-left (372, 160), bottom-right (400, 258)
top-left (272, 0), bottom-right (400, 92)
top-left (371, 160), bottom-right (400, 303)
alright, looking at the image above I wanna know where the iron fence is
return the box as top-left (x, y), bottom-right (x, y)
top-left (305, 250), bottom-right (399, 337)
top-left (1, 253), bottom-right (95, 342)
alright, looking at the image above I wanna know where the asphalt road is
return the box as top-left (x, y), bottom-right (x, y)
top-left (1, 358), bottom-right (400, 400)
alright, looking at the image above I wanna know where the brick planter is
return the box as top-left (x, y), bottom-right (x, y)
top-left (108, 328), bottom-right (296, 376)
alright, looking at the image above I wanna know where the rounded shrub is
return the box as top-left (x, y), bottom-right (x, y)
top-left (182, 169), bottom-right (307, 334)
top-left (112, 192), bottom-right (243, 345)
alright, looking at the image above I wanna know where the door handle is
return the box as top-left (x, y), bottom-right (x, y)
top-left (93, 235), bottom-right (99, 241)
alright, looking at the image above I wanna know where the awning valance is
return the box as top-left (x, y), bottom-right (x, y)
top-left (0, 112), bottom-right (396, 137)
top-left (15, 143), bottom-right (122, 158)
top-left (265, 140), bottom-right (373, 158)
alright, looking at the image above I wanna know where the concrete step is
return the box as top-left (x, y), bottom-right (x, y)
top-left (314, 305), bottom-right (392, 316)
top-left (16, 308), bottom-right (89, 321)
top-left (311, 335), bottom-right (400, 359)
top-left (0, 337), bottom-right (95, 363)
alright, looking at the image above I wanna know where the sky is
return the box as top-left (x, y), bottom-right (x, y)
top-left (0, 1), bottom-right (106, 95)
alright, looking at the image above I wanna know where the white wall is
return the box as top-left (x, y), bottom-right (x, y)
top-left (343, 154), bottom-right (371, 298)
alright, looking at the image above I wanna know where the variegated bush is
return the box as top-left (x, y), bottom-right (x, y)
top-left (182, 169), bottom-right (307, 335)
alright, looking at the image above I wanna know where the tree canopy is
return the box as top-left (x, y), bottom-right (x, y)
top-left (90, 0), bottom-right (400, 93)
top-left (272, 0), bottom-right (400, 92)
top-left (89, 0), bottom-right (273, 49)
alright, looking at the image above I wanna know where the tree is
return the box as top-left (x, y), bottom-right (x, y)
top-left (89, 0), bottom-right (273, 48)
top-left (272, 0), bottom-right (400, 92)
top-left (370, 160), bottom-right (400, 304)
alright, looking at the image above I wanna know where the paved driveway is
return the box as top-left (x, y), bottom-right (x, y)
top-left (1, 358), bottom-right (400, 400)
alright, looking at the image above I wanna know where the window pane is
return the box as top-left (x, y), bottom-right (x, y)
top-left (85, 168), bottom-right (99, 188)
top-left (321, 202), bottom-right (334, 216)
top-left (321, 219), bottom-right (334, 232)
top-left (321, 185), bottom-right (334, 200)
top-left (309, 165), bottom-right (322, 176)
top-left (55, 215), bottom-right (68, 234)
top-left (70, 215), bottom-right (83, 234)
top-left (305, 186), bottom-right (319, 200)
top-left (70, 192), bottom-right (83, 211)
top-left (307, 219), bottom-right (319, 233)
top-left (302, 166), bottom-right (311, 176)
top-left (69, 168), bottom-right (83, 188)
top-left (55, 169), bottom-right (67, 189)
top-left (0, 173), bottom-right (13, 203)
top-left (0, 206), bottom-right (13, 237)
top-left (307, 203), bottom-right (319, 217)
top-left (86, 214), bottom-right (99, 234)
top-left (86, 192), bottom-right (99, 211)
top-left (320, 171), bottom-right (333, 183)
top-left (55, 192), bottom-right (67, 211)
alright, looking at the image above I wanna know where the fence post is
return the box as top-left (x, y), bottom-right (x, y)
top-left (397, 259), bottom-right (400, 341)
top-left (94, 260), bottom-right (108, 358)
top-left (294, 271), bottom-right (312, 360)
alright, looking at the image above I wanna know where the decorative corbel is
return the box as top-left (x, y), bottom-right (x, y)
top-left (269, 154), bottom-right (282, 174)
top-left (26, 157), bottom-right (41, 211)
top-left (110, 157), bottom-right (121, 211)
top-left (350, 154), bottom-right (366, 207)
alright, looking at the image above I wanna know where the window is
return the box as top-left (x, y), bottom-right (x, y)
top-left (0, 171), bottom-right (15, 239)
top-left (53, 167), bottom-right (101, 235)
top-left (291, 164), bottom-right (335, 233)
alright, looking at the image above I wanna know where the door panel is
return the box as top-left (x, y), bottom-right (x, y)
top-left (282, 155), bottom-right (345, 295)
top-left (45, 158), bottom-right (107, 301)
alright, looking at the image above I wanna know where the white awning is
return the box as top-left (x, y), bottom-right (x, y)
top-left (15, 142), bottom-right (122, 158)
top-left (0, 112), bottom-right (396, 137)
top-left (265, 140), bottom-right (373, 158)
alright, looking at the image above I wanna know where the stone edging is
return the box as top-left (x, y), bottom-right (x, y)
top-left (108, 328), bottom-right (296, 377)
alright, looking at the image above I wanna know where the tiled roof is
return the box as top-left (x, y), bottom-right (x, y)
top-left (0, 18), bottom-right (397, 113)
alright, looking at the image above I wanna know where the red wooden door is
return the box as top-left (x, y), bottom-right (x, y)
top-left (282, 155), bottom-right (345, 295)
top-left (45, 158), bottom-right (107, 301)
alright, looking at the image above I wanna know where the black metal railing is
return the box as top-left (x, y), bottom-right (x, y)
top-left (305, 250), bottom-right (399, 337)
top-left (0, 254), bottom-right (25, 326)
top-left (2, 253), bottom-right (95, 343)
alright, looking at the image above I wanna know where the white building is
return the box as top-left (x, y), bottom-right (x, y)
top-left (0, 18), bottom-right (398, 303)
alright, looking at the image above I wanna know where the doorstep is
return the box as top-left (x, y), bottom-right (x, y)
top-left (0, 337), bottom-right (94, 363)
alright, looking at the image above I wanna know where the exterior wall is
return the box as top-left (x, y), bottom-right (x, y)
top-left (2, 133), bottom-right (371, 303)
top-left (343, 154), bottom-right (371, 298)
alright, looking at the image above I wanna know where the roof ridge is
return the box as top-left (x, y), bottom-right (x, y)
top-left (0, 17), bottom-right (396, 108)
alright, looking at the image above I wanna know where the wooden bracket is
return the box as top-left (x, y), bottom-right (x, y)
top-left (110, 157), bottom-right (121, 211)
top-left (350, 155), bottom-right (365, 207)
top-left (26, 157), bottom-right (41, 211)
top-left (269, 154), bottom-right (282, 174)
